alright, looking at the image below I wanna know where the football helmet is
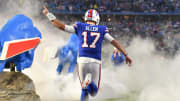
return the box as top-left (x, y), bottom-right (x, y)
top-left (84, 9), bottom-right (100, 25)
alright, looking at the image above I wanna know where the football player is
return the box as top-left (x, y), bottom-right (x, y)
top-left (43, 6), bottom-right (132, 101)
top-left (55, 34), bottom-right (79, 74)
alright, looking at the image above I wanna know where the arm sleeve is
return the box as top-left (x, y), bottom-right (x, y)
top-left (64, 25), bottom-right (76, 33)
top-left (64, 22), bottom-right (80, 34)
top-left (103, 26), bottom-right (114, 42)
top-left (104, 33), bottom-right (114, 42)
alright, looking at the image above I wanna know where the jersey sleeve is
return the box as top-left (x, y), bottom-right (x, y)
top-left (104, 27), bottom-right (110, 34)
top-left (73, 22), bottom-right (81, 35)
top-left (103, 26), bottom-right (114, 42)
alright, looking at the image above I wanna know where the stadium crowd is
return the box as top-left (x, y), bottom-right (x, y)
top-left (101, 15), bottom-right (180, 56)
top-left (44, 0), bottom-right (180, 56)
top-left (46, 0), bottom-right (180, 13)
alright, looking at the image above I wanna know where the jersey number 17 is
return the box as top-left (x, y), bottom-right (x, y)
top-left (82, 31), bottom-right (100, 48)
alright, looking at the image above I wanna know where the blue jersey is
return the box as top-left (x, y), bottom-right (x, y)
top-left (74, 22), bottom-right (109, 60)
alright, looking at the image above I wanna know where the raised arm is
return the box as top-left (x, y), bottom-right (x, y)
top-left (43, 5), bottom-right (75, 33)
top-left (104, 33), bottom-right (132, 66)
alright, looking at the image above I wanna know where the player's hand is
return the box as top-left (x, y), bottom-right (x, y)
top-left (113, 48), bottom-right (120, 58)
top-left (113, 52), bottom-right (116, 58)
top-left (125, 56), bottom-right (132, 67)
top-left (43, 5), bottom-right (49, 16)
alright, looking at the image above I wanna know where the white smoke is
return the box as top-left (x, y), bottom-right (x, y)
top-left (118, 38), bottom-right (180, 101)
top-left (1, 0), bottom-right (180, 101)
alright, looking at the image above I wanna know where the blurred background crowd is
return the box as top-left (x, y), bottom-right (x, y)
top-left (44, 0), bottom-right (180, 57)
top-left (45, 0), bottom-right (180, 13)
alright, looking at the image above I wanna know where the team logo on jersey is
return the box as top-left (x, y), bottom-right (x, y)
top-left (105, 27), bottom-right (109, 33)
top-left (73, 22), bottom-right (78, 28)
